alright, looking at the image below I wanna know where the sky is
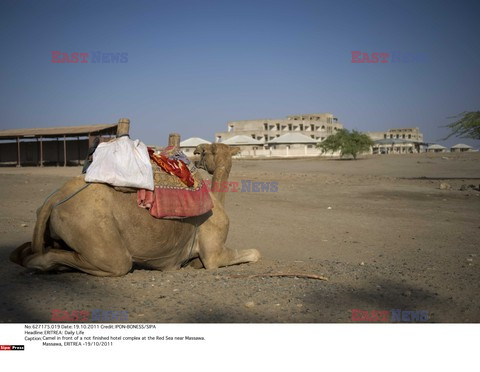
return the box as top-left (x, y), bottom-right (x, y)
top-left (0, 0), bottom-right (479, 147)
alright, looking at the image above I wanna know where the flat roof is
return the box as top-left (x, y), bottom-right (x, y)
top-left (0, 123), bottom-right (118, 140)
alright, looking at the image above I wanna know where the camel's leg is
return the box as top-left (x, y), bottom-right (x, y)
top-left (198, 238), bottom-right (260, 269)
top-left (22, 249), bottom-right (132, 277)
top-left (196, 205), bottom-right (260, 269)
top-left (201, 246), bottom-right (260, 269)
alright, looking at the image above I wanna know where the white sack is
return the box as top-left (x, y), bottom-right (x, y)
top-left (85, 137), bottom-right (154, 190)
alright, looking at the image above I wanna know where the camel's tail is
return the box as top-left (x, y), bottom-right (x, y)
top-left (9, 193), bottom-right (58, 266)
top-left (31, 188), bottom-right (63, 255)
top-left (10, 177), bottom-right (89, 267)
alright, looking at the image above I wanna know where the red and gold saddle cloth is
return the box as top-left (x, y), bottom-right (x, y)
top-left (137, 148), bottom-right (213, 219)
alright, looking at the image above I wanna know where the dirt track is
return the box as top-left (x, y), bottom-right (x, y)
top-left (0, 152), bottom-right (479, 322)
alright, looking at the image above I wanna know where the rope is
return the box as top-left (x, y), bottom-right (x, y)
top-left (52, 183), bottom-right (91, 210)
top-left (41, 188), bottom-right (61, 207)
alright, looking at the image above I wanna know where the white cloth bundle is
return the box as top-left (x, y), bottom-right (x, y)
top-left (85, 137), bottom-right (154, 190)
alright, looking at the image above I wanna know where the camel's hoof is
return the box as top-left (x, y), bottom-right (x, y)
top-left (247, 249), bottom-right (261, 263)
top-left (10, 242), bottom-right (33, 266)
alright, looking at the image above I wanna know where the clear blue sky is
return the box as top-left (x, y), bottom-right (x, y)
top-left (0, 0), bottom-right (479, 147)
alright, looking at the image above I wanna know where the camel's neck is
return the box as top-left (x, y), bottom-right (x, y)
top-left (211, 163), bottom-right (231, 206)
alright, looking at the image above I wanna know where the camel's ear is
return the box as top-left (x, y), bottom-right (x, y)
top-left (211, 143), bottom-right (227, 155)
top-left (230, 147), bottom-right (241, 156)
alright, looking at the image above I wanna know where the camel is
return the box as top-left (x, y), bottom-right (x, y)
top-left (10, 143), bottom-right (260, 276)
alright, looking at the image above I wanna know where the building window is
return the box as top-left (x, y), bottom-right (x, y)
top-left (251, 134), bottom-right (255, 139)
top-left (390, 134), bottom-right (393, 139)
top-left (310, 124), bottom-right (314, 131)
top-left (396, 134), bottom-right (399, 139)
top-left (408, 134), bottom-right (411, 139)
top-left (288, 124), bottom-right (292, 130)
top-left (299, 124), bottom-right (303, 131)
top-left (276, 123), bottom-right (280, 130)
top-left (402, 134), bottom-right (405, 139)
top-left (384, 134), bottom-right (387, 139)
top-left (321, 125), bottom-right (325, 130)
top-left (264, 123), bottom-right (268, 130)
top-left (311, 135), bottom-right (314, 139)
top-left (276, 134), bottom-right (280, 138)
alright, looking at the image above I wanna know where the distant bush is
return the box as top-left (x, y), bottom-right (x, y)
top-left (317, 129), bottom-right (373, 160)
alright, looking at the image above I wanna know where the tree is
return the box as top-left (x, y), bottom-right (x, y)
top-left (443, 111), bottom-right (480, 140)
top-left (317, 128), bottom-right (374, 160)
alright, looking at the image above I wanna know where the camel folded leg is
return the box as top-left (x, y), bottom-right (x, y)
top-left (21, 248), bottom-right (132, 277)
top-left (200, 245), bottom-right (260, 269)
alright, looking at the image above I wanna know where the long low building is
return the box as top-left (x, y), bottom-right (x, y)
top-left (179, 137), bottom-right (211, 154)
top-left (0, 122), bottom-right (119, 166)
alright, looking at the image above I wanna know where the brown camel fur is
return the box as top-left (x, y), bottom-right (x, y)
top-left (10, 143), bottom-right (260, 276)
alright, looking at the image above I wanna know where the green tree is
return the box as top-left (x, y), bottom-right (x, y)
top-left (317, 129), bottom-right (374, 160)
top-left (443, 111), bottom-right (480, 140)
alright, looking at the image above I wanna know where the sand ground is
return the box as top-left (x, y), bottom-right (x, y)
top-left (0, 152), bottom-right (479, 322)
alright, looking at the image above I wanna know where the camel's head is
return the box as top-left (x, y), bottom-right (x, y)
top-left (194, 143), bottom-right (240, 174)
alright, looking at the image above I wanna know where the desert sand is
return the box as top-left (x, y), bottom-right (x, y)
top-left (0, 152), bottom-right (479, 322)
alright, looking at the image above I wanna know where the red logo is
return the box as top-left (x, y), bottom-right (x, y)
top-left (0, 345), bottom-right (24, 351)
top-left (51, 309), bottom-right (89, 322)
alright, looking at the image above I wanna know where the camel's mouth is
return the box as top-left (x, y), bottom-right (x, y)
top-left (194, 154), bottom-right (207, 172)
top-left (194, 156), bottom-right (215, 175)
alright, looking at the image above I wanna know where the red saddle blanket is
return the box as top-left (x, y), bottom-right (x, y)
top-left (137, 160), bottom-right (213, 219)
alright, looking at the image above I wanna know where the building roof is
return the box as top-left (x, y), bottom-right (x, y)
top-left (451, 143), bottom-right (472, 149)
top-left (180, 137), bottom-right (211, 147)
top-left (0, 123), bottom-right (118, 139)
top-left (267, 133), bottom-right (318, 144)
top-left (428, 144), bottom-right (447, 149)
top-left (222, 135), bottom-right (262, 145)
